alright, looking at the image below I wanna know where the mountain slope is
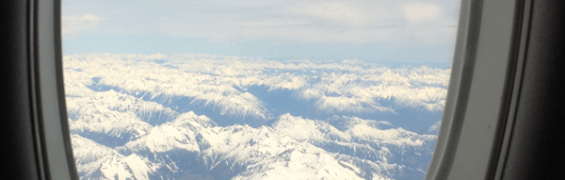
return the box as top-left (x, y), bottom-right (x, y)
top-left (63, 53), bottom-right (449, 180)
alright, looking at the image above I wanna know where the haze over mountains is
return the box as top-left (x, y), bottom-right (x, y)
top-left (64, 53), bottom-right (450, 180)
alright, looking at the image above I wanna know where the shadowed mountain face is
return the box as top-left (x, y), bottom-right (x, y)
top-left (64, 53), bottom-right (449, 180)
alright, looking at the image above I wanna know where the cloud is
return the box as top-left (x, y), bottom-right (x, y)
top-left (62, 14), bottom-right (101, 37)
top-left (62, 0), bottom-right (460, 46)
top-left (403, 3), bottom-right (441, 22)
top-left (289, 1), bottom-right (366, 26)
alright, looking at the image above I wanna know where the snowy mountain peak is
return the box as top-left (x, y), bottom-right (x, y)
top-left (64, 53), bottom-right (448, 180)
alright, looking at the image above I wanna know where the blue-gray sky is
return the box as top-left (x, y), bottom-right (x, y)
top-left (62, 0), bottom-right (461, 65)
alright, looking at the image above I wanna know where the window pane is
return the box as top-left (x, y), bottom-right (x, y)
top-left (63, 0), bottom-right (460, 179)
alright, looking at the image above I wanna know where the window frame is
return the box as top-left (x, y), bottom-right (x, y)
top-left (27, 0), bottom-right (533, 179)
top-left (30, 0), bottom-right (78, 179)
top-left (425, 0), bottom-right (532, 179)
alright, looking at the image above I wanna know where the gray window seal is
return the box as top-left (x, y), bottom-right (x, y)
top-left (425, 0), bottom-right (532, 179)
top-left (29, 0), bottom-right (79, 179)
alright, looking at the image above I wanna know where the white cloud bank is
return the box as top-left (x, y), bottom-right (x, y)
top-left (290, 1), bottom-right (366, 26)
top-left (62, 0), bottom-right (461, 45)
top-left (62, 14), bottom-right (101, 36)
top-left (403, 3), bottom-right (442, 22)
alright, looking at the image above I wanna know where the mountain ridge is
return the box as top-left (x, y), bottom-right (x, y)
top-left (65, 53), bottom-right (448, 180)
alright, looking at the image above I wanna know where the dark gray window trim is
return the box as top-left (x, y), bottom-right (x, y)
top-left (29, 0), bottom-right (78, 179)
top-left (425, 0), bottom-right (532, 179)
top-left (0, 1), bottom-right (40, 179)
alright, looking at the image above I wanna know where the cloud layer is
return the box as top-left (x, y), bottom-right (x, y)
top-left (62, 14), bottom-right (101, 36)
top-left (62, 0), bottom-right (460, 45)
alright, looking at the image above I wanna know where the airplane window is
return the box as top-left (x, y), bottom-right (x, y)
top-left (62, 0), bottom-right (461, 179)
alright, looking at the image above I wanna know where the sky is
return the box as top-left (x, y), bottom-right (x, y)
top-left (62, 0), bottom-right (461, 66)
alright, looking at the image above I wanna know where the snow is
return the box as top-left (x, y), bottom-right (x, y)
top-left (118, 112), bottom-right (213, 153)
top-left (71, 134), bottom-right (153, 180)
top-left (63, 53), bottom-right (448, 180)
top-left (63, 53), bottom-right (449, 118)
top-left (428, 120), bottom-right (442, 133)
top-left (69, 103), bottom-right (152, 140)
top-left (121, 154), bottom-right (158, 180)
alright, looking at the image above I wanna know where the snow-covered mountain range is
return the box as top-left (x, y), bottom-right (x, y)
top-left (64, 53), bottom-right (450, 180)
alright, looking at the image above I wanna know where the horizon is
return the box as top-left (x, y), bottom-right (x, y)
top-left (62, 52), bottom-right (454, 69)
top-left (62, 0), bottom-right (460, 65)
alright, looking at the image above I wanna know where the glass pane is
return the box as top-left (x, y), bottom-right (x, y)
top-left (63, 0), bottom-right (461, 179)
